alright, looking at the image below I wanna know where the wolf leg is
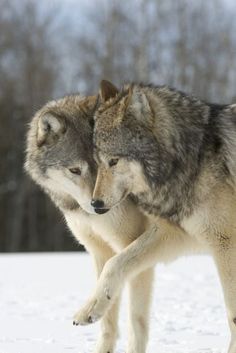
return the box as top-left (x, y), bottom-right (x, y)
top-left (78, 220), bottom-right (191, 324)
top-left (210, 237), bottom-right (236, 353)
top-left (73, 238), bottom-right (119, 353)
top-left (126, 268), bottom-right (154, 353)
top-left (94, 299), bottom-right (120, 353)
top-left (93, 248), bottom-right (120, 353)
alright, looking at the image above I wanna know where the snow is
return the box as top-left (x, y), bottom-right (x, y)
top-left (0, 253), bottom-right (230, 353)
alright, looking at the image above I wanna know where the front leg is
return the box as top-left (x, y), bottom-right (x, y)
top-left (73, 253), bottom-right (123, 325)
top-left (94, 299), bottom-right (120, 353)
top-left (126, 268), bottom-right (154, 353)
top-left (73, 238), bottom-right (120, 353)
top-left (75, 219), bottom-right (185, 324)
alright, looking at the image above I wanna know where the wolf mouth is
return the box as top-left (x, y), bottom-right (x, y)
top-left (94, 208), bottom-right (110, 214)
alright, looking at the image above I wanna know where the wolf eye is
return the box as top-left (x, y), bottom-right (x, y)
top-left (69, 167), bottom-right (81, 175)
top-left (108, 158), bottom-right (119, 167)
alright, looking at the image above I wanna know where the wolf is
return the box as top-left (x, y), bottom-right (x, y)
top-left (25, 93), bottom-right (188, 353)
top-left (88, 80), bottom-right (236, 353)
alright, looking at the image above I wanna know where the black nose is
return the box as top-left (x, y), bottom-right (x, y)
top-left (91, 199), bottom-right (105, 209)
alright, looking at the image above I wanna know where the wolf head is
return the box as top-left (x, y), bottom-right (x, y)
top-left (92, 80), bottom-right (157, 211)
top-left (93, 80), bottom-right (210, 214)
top-left (25, 94), bottom-right (98, 214)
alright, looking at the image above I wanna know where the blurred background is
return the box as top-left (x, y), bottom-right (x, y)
top-left (1, 0), bottom-right (236, 252)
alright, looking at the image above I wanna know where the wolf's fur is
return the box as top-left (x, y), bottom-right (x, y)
top-left (91, 81), bottom-right (236, 353)
top-left (25, 94), bottom-right (183, 353)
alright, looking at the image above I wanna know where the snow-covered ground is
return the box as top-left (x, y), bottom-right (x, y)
top-left (0, 253), bottom-right (230, 353)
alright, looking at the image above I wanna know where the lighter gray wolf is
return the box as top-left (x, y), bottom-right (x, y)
top-left (25, 94), bottom-right (195, 353)
top-left (88, 80), bottom-right (236, 353)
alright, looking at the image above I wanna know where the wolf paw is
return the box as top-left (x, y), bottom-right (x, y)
top-left (73, 298), bottom-right (102, 325)
top-left (73, 258), bottom-right (122, 326)
top-left (74, 290), bottom-right (112, 326)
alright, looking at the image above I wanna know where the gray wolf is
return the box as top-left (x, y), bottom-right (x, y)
top-left (25, 94), bottom-right (183, 353)
top-left (90, 80), bottom-right (236, 353)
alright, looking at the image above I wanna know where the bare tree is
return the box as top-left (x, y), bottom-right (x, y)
top-left (0, 0), bottom-right (79, 252)
top-left (1, 0), bottom-right (236, 252)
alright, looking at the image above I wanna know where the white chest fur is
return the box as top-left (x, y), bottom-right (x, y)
top-left (64, 201), bottom-right (144, 253)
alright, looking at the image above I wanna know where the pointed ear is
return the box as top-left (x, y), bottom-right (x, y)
top-left (37, 113), bottom-right (66, 147)
top-left (129, 88), bottom-right (152, 123)
top-left (123, 85), bottom-right (133, 109)
top-left (99, 80), bottom-right (119, 102)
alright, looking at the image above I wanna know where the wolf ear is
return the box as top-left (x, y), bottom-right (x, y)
top-left (37, 113), bottom-right (66, 147)
top-left (128, 88), bottom-right (152, 124)
top-left (99, 80), bottom-right (119, 102)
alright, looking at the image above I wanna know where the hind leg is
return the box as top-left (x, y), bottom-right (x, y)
top-left (126, 268), bottom-right (154, 353)
top-left (211, 237), bottom-right (236, 353)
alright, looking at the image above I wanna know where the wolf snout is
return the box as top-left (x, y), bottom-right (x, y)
top-left (91, 199), bottom-right (109, 214)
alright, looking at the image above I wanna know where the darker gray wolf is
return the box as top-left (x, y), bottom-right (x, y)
top-left (90, 80), bottom-right (236, 353)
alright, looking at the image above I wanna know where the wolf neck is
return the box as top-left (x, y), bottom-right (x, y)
top-left (132, 86), bottom-right (226, 223)
top-left (134, 177), bottom-right (196, 223)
